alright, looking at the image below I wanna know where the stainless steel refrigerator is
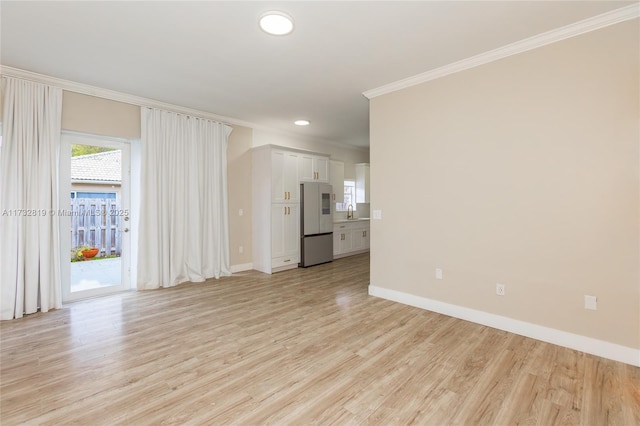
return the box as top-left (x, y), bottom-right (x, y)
top-left (300, 182), bottom-right (333, 267)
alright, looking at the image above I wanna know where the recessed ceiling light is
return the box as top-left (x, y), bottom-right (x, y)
top-left (259, 11), bottom-right (294, 36)
top-left (294, 120), bottom-right (310, 126)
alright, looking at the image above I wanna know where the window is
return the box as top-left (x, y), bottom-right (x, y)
top-left (336, 180), bottom-right (356, 212)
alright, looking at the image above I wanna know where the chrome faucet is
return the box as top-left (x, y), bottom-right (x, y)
top-left (347, 204), bottom-right (354, 219)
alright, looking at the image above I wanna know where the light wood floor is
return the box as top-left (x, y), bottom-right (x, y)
top-left (1, 253), bottom-right (639, 425)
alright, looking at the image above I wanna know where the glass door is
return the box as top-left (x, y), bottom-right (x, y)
top-left (60, 132), bottom-right (131, 301)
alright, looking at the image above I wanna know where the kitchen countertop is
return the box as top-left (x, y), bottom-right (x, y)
top-left (333, 218), bottom-right (370, 223)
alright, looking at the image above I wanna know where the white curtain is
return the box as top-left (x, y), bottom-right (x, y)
top-left (0, 77), bottom-right (63, 320)
top-left (138, 107), bottom-right (232, 289)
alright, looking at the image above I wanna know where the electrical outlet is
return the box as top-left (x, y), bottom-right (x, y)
top-left (496, 283), bottom-right (505, 296)
top-left (239, 246), bottom-right (244, 254)
top-left (373, 209), bottom-right (382, 220)
top-left (238, 208), bottom-right (244, 216)
top-left (435, 268), bottom-right (443, 280)
top-left (584, 295), bottom-right (597, 310)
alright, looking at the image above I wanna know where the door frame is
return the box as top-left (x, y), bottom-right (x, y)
top-left (60, 131), bottom-right (132, 302)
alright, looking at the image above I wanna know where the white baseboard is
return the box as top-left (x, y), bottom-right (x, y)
top-left (368, 285), bottom-right (640, 367)
top-left (230, 263), bottom-right (253, 273)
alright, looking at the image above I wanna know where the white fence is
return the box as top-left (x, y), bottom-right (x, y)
top-left (70, 197), bottom-right (121, 256)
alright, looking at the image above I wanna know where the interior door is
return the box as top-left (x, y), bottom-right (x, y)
top-left (60, 132), bottom-right (131, 302)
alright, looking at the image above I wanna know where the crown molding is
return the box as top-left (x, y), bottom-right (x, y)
top-left (253, 127), bottom-right (371, 153)
top-left (0, 65), bottom-right (369, 151)
top-left (363, 4), bottom-right (640, 99)
top-left (0, 65), bottom-right (258, 128)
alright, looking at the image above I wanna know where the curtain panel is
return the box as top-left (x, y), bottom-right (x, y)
top-left (138, 107), bottom-right (232, 289)
top-left (0, 77), bottom-right (63, 320)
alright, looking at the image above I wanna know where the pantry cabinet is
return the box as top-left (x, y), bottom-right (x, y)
top-left (252, 145), bottom-right (330, 274)
top-left (271, 203), bottom-right (299, 268)
top-left (271, 150), bottom-right (300, 203)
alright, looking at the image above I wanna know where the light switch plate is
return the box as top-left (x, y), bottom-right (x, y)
top-left (584, 295), bottom-right (597, 310)
top-left (373, 209), bottom-right (382, 220)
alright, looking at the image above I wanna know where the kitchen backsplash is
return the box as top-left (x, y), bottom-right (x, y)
top-left (356, 203), bottom-right (370, 218)
top-left (333, 202), bottom-right (370, 220)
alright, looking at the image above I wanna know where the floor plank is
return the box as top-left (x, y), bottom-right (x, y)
top-left (1, 253), bottom-right (638, 425)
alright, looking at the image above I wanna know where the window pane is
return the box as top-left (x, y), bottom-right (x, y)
top-left (337, 180), bottom-right (356, 212)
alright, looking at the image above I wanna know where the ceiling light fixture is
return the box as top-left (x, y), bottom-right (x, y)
top-left (294, 120), bottom-right (310, 126)
top-left (259, 11), bottom-right (294, 36)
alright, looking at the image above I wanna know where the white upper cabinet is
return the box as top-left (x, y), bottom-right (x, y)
top-left (298, 154), bottom-right (314, 182)
top-left (315, 157), bottom-right (329, 182)
top-left (330, 160), bottom-right (344, 203)
top-left (299, 154), bottom-right (329, 183)
top-left (284, 153), bottom-right (300, 202)
top-left (355, 163), bottom-right (370, 203)
top-left (271, 150), bottom-right (299, 203)
top-left (271, 151), bottom-right (286, 202)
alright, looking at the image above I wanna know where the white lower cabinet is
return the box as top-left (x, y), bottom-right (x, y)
top-left (334, 223), bottom-right (354, 254)
top-left (271, 203), bottom-right (299, 268)
top-left (362, 227), bottom-right (370, 250)
top-left (333, 221), bottom-right (370, 258)
top-left (352, 227), bottom-right (365, 251)
top-left (339, 229), bottom-right (353, 253)
top-left (333, 231), bottom-right (341, 256)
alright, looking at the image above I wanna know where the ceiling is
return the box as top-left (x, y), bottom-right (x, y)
top-left (0, 1), bottom-right (634, 148)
